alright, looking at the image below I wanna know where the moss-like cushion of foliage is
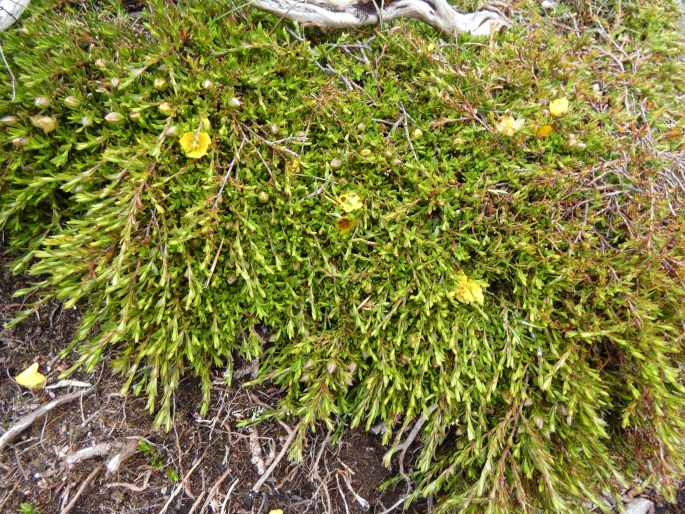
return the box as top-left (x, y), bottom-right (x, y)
top-left (1, 0), bottom-right (684, 511)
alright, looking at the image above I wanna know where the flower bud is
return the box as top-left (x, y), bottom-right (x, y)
top-left (129, 110), bottom-right (142, 121)
top-left (104, 112), bottom-right (123, 123)
top-left (109, 77), bottom-right (120, 89)
top-left (153, 78), bottom-right (167, 90)
top-left (165, 125), bottom-right (178, 137)
top-left (330, 158), bottom-right (342, 169)
top-left (30, 115), bottom-right (58, 133)
top-left (412, 128), bottom-right (423, 138)
top-left (227, 97), bottom-right (241, 108)
top-left (0, 115), bottom-right (18, 125)
top-left (12, 136), bottom-right (29, 147)
top-left (64, 96), bottom-right (80, 108)
top-left (258, 191), bottom-right (269, 203)
top-left (360, 148), bottom-right (372, 157)
top-left (202, 79), bottom-right (214, 90)
top-left (94, 58), bottom-right (107, 69)
top-left (80, 115), bottom-right (94, 127)
top-left (158, 102), bottom-right (174, 116)
top-left (34, 96), bottom-right (51, 109)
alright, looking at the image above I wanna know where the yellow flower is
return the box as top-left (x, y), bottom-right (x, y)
top-left (338, 192), bottom-right (363, 213)
top-left (549, 97), bottom-right (569, 117)
top-left (451, 271), bottom-right (488, 305)
top-left (495, 115), bottom-right (525, 137)
top-left (536, 124), bottom-right (554, 138)
top-left (179, 131), bottom-right (211, 159)
top-left (269, 510), bottom-right (284, 514)
top-left (15, 362), bottom-right (47, 389)
top-left (286, 159), bottom-right (300, 174)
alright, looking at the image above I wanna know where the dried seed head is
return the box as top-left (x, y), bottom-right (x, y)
top-left (326, 361), bottom-right (337, 374)
top-left (34, 96), bottom-right (51, 109)
top-left (30, 115), bottom-right (58, 133)
top-left (104, 112), bottom-right (123, 123)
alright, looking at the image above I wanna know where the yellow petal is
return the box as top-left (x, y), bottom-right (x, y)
top-left (15, 362), bottom-right (47, 389)
top-left (338, 192), bottom-right (363, 213)
top-left (495, 115), bottom-right (524, 137)
top-left (549, 97), bottom-right (569, 117)
top-left (269, 510), bottom-right (284, 514)
top-left (536, 124), bottom-right (554, 138)
top-left (451, 271), bottom-right (488, 305)
top-left (179, 131), bottom-right (211, 159)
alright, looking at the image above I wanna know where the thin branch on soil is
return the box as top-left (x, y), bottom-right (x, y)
top-left (200, 466), bottom-right (232, 513)
top-left (64, 443), bottom-right (112, 467)
top-left (213, 137), bottom-right (246, 208)
top-left (251, 424), bottom-right (298, 493)
top-left (220, 478), bottom-right (240, 514)
top-left (249, 426), bottom-right (267, 475)
top-left (378, 494), bottom-right (408, 514)
top-left (186, 490), bottom-right (206, 514)
top-left (46, 379), bottom-right (92, 390)
top-left (106, 470), bottom-right (152, 492)
top-left (0, 389), bottom-right (93, 452)
top-left (158, 450), bottom-right (207, 514)
top-left (106, 437), bottom-right (141, 474)
top-left (340, 468), bottom-right (370, 510)
top-left (60, 463), bottom-right (103, 514)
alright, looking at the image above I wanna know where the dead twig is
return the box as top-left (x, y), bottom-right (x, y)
top-left (0, 389), bottom-right (93, 452)
top-left (106, 437), bottom-right (141, 474)
top-left (64, 443), bottom-right (112, 467)
top-left (46, 380), bottom-right (92, 390)
top-left (252, 424), bottom-right (298, 493)
top-left (200, 466), bottom-right (232, 513)
top-left (60, 463), bottom-right (103, 514)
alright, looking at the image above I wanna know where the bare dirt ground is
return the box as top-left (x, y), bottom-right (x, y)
top-left (0, 249), bottom-right (422, 514)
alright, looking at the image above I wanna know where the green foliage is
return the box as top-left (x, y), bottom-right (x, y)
top-left (18, 503), bottom-right (42, 514)
top-left (1, 0), bottom-right (684, 512)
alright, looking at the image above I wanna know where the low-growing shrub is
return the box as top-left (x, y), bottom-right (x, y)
top-left (1, 0), bottom-right (684, 511)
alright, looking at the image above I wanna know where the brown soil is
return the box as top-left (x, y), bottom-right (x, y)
top-left (0, 250), bottom-right (424, 514)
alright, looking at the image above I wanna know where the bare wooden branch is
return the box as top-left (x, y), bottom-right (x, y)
top-left (64, 443), bottom-right (112, 468)
top-left (251, 0), bottom-right (508, 36)
top-left (0, 389), bottom-right (93, 452)
top-left (60, 464), bottom-right (103, 514)
top-left (106, 437), bottom-right (141, 474)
